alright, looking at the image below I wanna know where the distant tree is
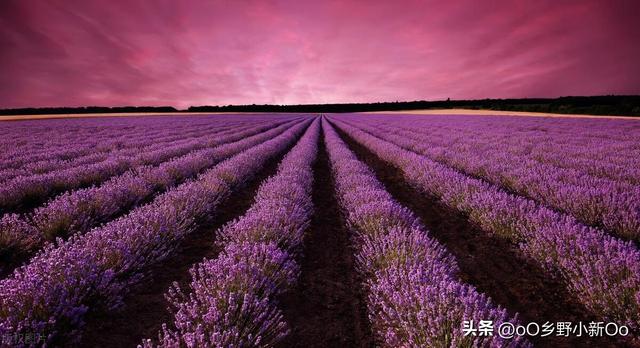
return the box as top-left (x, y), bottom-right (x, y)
top-left (2, 96), bottom-right (640, 117)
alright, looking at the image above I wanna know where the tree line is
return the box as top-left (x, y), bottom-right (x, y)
top-left (2, 95), bottom-right (639, 117)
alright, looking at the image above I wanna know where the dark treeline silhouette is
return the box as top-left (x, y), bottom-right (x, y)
top-left (189, 95), bottom-right (640, 116)
top-left (0, 106), bottom-right (178, 116)
top-left (2, 96), bottom-right (640, 117)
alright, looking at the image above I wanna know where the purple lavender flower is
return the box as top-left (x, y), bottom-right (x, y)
top-left (0, 118), bottom-right (312, 345)
top-left (141, 119), bottom-right (320, 347)
top-left (330, 116), bottom-right (640, 329)
top-left (322, 119), bottom-right (528, 347)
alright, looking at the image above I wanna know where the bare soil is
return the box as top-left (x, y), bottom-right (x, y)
top-left (278, 134), bottom-right (374, 348)
top-left (78, 141), bottom-right (295, 347)
top-left (334, 125), bottom-right (636, 348)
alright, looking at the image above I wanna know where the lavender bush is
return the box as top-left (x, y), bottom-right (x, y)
top-left (142, 119), bottom-right (320, 347)
top-left (0, 119), bottom-right (311, 346)
top-left (341, 115), bottom-right (640, 241)
top-left (322, 119), bottom-right (527, 347)
top-left (0, 118), bottom-right (298, 214)
top-left (330, 117), bottom-right (640, 329)
top-left (0, 120), bottom-right (238, 183)
top-left (0, 119), bottom-right (298, 271)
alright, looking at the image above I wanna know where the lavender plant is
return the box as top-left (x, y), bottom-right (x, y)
top-left (142, 119), bottom-right (320, 347)
top-left (0, 120), bottom-right (299, 271)
top-left (322, 119), bottom-right (527, 347)
top-left (330, 117), bottom-right (640, 329)
top-left (0, 119), bottom-right (311, 346)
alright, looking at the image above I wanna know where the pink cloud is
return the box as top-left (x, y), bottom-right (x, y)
top-left (1, 0), bottom-right (639, 109)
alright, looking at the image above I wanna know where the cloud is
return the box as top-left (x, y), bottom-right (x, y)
top-left (1, 0), bottom-right (638, 108)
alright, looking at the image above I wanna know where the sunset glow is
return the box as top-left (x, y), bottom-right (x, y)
top-left (1, 0), bottom-right (639, 108)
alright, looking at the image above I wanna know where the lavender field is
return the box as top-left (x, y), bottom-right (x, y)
top-left (0, 113), bottom-right (639, 347)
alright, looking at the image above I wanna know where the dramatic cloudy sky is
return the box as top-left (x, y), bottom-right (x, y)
top-left (1, 0), bottom-right (639, 109)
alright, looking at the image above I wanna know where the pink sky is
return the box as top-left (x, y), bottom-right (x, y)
top-left (1, 0), bottom-right (639, 109)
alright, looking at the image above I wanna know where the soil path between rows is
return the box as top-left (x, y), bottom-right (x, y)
top-left (0, 174), bottom-right (173, 280)
top-left (78, 139), bottom-right (297, 348)
top-left (333, 123), bottom-right (634, 348)
top-left (349, 120), bottom-right (639, 246)
top-left (278, 132), bottom-right (374, 348)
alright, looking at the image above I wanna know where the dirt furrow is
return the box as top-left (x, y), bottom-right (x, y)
top-left (333, 125), bottom-right (629, 348)
top-left (78, 143), bottom-right (295, 348)
top-left (278, 133), bottom-right (374, 348)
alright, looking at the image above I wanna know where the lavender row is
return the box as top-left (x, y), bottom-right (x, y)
top-left (0, 117), bottom-right (240, 169)
top-left (0, 123), bottom-right (241, 212)
top-left (330, 118), bottom-right (640, 329)
top-left (352, 114), bottom-right (640, 182)
top-left (0, 114), bottom-right (268, 160)
top-left (0, 119), bottom-right (299, 273)
top-left (0, 119), bottom-right (311, 346)
top-left (0, 118), bottom-right (263, 186)
top-left (0, 118), bottom-right (295, 214)
top-left (360, 113), bottom-right (640, 184)
top-left (322, 120), bottom-right (526, 347)
top-left (0, 121), bottom-right (150, 164)
top-left (345, 117), bottom-right (640, 241)
top-left (142, 119), bottom-right (320, 347)
top-left (0, 118), bottom-right (229, 168)
top-left (0, 114), bottom-right (297, 172)
top-left (0, 120), bottom-right (249, 183)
